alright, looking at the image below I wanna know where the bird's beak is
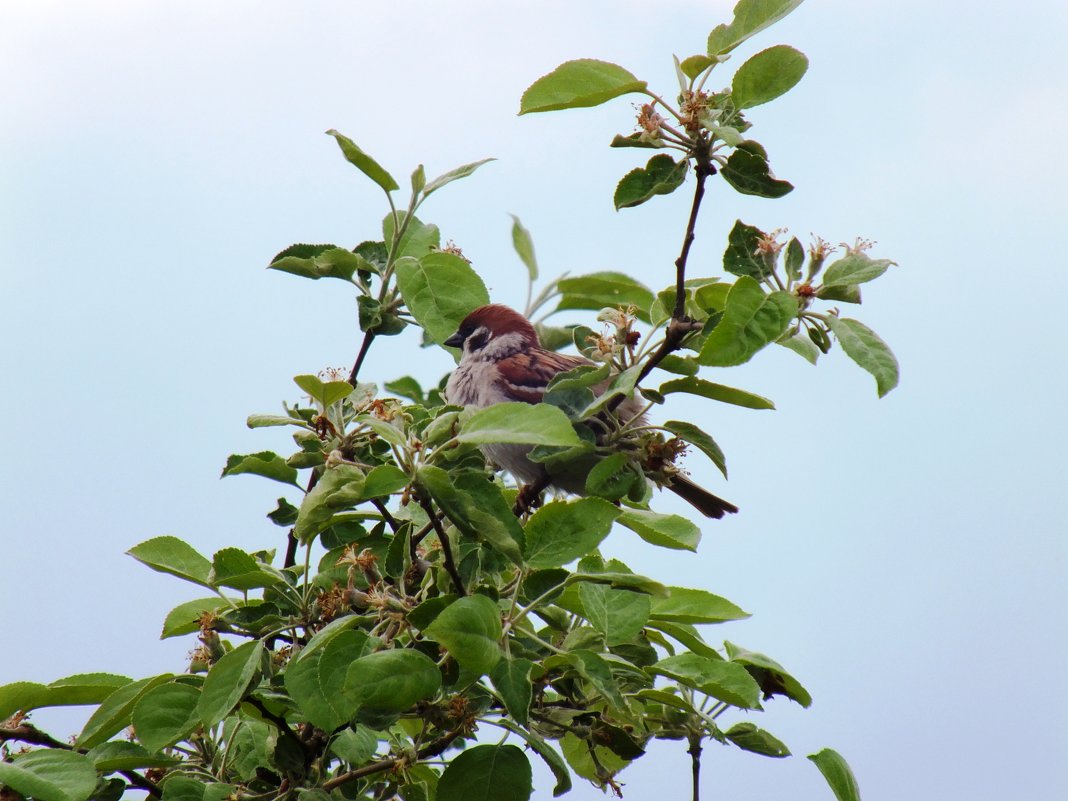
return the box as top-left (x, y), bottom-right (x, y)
top-left (443, 331), bottom-right (464, 348)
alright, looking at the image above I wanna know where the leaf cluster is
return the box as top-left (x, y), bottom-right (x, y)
top-left (1, 3), bottom-right (876, 801)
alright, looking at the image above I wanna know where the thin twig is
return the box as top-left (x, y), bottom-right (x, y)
top-left (416, 495), bottom-right (466, 595)
top-left (322, 727), bottom-right (465, 790)
top-left (606, 147), bottom-right (715, 413)
top-left (348, 330), bottom-right (376, 386)
top-left (688, 733), bottom-right (703, 801)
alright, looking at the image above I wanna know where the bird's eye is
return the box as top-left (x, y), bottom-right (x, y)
top-left (467, 329), bottom-right (489, 351)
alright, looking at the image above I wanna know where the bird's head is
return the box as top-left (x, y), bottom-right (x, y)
top-left (444, 304), bottom-right (540, 356)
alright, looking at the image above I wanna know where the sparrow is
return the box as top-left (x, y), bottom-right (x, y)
top-left (443, 304), bottom-right (738, 519)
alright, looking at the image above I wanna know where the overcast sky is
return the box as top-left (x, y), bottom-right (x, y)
top-left (3, 1), bottom-right (1066, 799)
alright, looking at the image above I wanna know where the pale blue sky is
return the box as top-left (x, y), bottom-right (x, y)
top-left (2, 1), bottom-right (1066, 799)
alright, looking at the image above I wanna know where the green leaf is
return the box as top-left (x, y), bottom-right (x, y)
top-left (617, 509), bottom-right (702, 552)
top-left (722, 220), bottom-right (769, 279)
top-left (731, 45), bottom-right (808, 108)
top-left (578, 582), bottom-right (651, 646)
top-left (425, 594), bottom-right (503, 676)
top-left (285, 629), bottom-right (370, 731)
top-left (294, 374), bottom-right (355, 407)
top-left (584, 452), bottom-right (639, 501)
top-left (438, 744), bottom-right (532, 801)
top-left (680, 54), bottom-right (714, 79)
top-left (609, 132), bottom-right (663, 149)
top-left (382, 212), bottom-right (441, 260)
top-left (385, 376), bottom-right (424, 403)
top-left (418, 466), bottom-right (524, 564)
top-left (510, 214), bottom-right (538, 281)
top-left (197, 641), bottom-right (264, 727)
top-left (698, 277), bottom-right (798, 366)
top-left (330, 726), bottom-right (379, 766)
top-left (808, 749), bottom-right (862, 801)
top-left (325, 129), bottom-right (398, 193)
top-left (661, 376), bottom-right (775, 410)
top-left (38, 674), bottom-right (132, 709)
top-left (76, 674), bottom-right (173, 748)
top-left (566, 650), bottom-right (626, 711)
top-left (707, 0), bottom-right (806, 55)
top-left (778, 328), bottom-right (820, 364)
top-left (614, 154), bottom-right (688, 210)
top-left (294, 464), bottom-right (366, 544)
top-left (726, 722), bottom-right (790, 756)
top-left (411, 164), bottom-right (426, 194)
top-left (651, 587), bottom-right (750, 624)
top-left (821, 252), bottom-right (894, 287)
top-left (458, 403), bottom-right (581, 447)
top-left (131, 682), bottom-right (201, 752)
top-left (519, 59), bottom-right (646, 114)
top-left (785, 236), bottom-right (805, 280)
top-left (662, 420), bottom-right (728, 479)
top-left (651, 654), bottom-right (762, 709)
top-left (559, 732), bottom-right (629, 784)
top-left (0, 682), bottom-right (48, 718)
top-left (826, 316), bottom-right (899, 397)
top-left (490, 658), bottom-right (534, 727)
top-left (247, 414), bottom-right (308, 429)
top-left (0, 675), bottom-right (132, 721)
top-left (396, 252), bottom-right (490, 346)
top-left (495, 721), bottom-right (572, 796)
top-left (523, 498), bottom-right (620, 569)
top-left (721, 141), bottom-right (793, 198)
top-left (818, 283), bottom-right (863, 304)
top-left (0, 750), bottom-right (97, 801)
top-left (221, 451), bottom-right (300, 488)
top-left (210, 548), bottom-right (282, 591)
top-left (646, 621), bottom-right (724, 660)
top-left (88, 741), bottom-right (177, 772)
top-left (344, 650), bottom-right (441, 713)
top-left (127, 536), bottom-right (212, 588)
top-left (556, 272), bottom-right (655, 322)
top-left (161, 597), bottom-right (227, 639)
top-left (267, 244), bottom-right (373, 282)
top-left (423, 158), bottom-right (496, 198)
top-left (358, 296), bottom-right (406, 336)
top-left (568, 571), bottom-right (668, 597)
top-left (725, 640), bottom-right (812, 706)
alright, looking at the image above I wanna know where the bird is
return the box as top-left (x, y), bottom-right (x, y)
top-left (443, 304), bottom-right (738, 519)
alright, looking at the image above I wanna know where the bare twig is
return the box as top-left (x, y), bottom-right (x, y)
top-left (688, 733), bottom-right (703, 801)
top-left (348, 331), bottom-right (376, 386)
top-left (607, 147), bottom-right (716, 413)
top-left (416, 495), bottom-right (466, 596)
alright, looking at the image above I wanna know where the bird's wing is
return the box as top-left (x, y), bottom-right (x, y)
top-left (494, 348), bottom-right (592, 404)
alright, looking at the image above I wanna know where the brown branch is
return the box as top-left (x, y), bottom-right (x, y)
top-left (322, 727), bottom-right (465, 790)
top-left (607, 148), bottom-right (715, 414)
top-left (688, 733), bottom-right (703, 801)
top-left (416, 495), bottom-right (466, 596)
top-left (0, 724), bottom-right (162, 798)
top-left (348, 331), bottom-right (377, 386)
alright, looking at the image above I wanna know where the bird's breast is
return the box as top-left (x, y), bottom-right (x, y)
top-left (444, 359), bottom-right (513, 408)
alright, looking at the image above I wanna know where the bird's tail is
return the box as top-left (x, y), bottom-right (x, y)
top-left (667, 475), bottom-right (739, 519)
